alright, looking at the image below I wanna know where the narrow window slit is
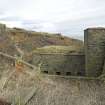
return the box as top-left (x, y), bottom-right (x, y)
top-left (66, 72), bottom-right (71, 76)
top-left (56, 72), bottom-right (61, 75)
top-left (77, 72), bottom-right (82, 76)
top-left (43, 71), bottom-right (48, 74)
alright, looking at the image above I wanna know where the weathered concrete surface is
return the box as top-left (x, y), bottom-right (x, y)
top-left (84, 28), bottom-right (105, 77)
top-left (31, 53), bottom-right (85, 76)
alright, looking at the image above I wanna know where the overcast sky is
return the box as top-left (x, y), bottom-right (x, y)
top-left (0, 0), bottom-right (105, 40)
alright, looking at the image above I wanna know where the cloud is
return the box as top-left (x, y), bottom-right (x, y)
top-left (54, 13), bottom-right (105, 40)
top-left (0, 0), bottom-right (105, 40)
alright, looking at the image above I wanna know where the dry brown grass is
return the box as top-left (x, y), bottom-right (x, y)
top-left (0, 65), bottom-right (105, 105)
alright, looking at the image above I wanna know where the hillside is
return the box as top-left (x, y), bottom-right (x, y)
top-left (33, 45), bottom-right (84, 54)
top-left (7, 27), bottom-right (83, 53)
top-left (0, 23), bottom-right (84, 58)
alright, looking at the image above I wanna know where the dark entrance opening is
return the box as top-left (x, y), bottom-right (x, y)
top-left (56, 72), bottom-right (61, 75)
top-left (43, 71), bottom-right (48, 74)
top-left (66, 72), bottom-right (71, 76)
top-left (77, 72), bottom-right (82, 76)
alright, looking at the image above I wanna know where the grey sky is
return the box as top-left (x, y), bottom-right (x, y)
top-left (0, 0), bottom-right (105, 40)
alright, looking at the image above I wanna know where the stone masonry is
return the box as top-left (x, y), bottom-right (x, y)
top-left (31, 53), bottom-right (85, 76)
top-left (84, 28), bottom-right (105, 77)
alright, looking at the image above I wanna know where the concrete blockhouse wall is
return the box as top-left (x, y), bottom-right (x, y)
top-left (31, 53), bottom-right (85, 76)
top-left (84, 28), bottom-right (105, 77)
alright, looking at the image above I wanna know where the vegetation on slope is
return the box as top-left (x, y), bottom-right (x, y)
top-left (33, 45), bottom-right (84, 54)
top-left (0, 23), bottom-right (84, 59)
top-left (8, 27), bottom-right (83, 53)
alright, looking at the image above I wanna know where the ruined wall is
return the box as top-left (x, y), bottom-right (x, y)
top-left (84, 28), bottom-right (105, 77)
top-left (0, 24), bottom-right (6, 35)
top-left (31, 53), bottom-right (85, 76)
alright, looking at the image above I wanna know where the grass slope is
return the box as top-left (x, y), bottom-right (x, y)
top-left (33, 45), bottom-right (84, 54)
top-left (8, 28), bottom-right (83, 53)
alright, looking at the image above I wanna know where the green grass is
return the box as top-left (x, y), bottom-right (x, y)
top-left (33, 45), bottom-right (84, 54)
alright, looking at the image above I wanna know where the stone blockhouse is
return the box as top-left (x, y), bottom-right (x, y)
top-left (1, 23), bottom-right (105, 77)
top-left (84, 28), bottom-right (105, 77)
top-left (31, 53), bottom-right (85, 76)
top-left (31, 28), bottom-right (105, 77)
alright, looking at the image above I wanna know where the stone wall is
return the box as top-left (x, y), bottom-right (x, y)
top-left (31, 53), bottom-right (85, 76)
top-left (0, 24), bottom-right (6, 35)
top-left (84, 28), bottom-right (105, 77)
